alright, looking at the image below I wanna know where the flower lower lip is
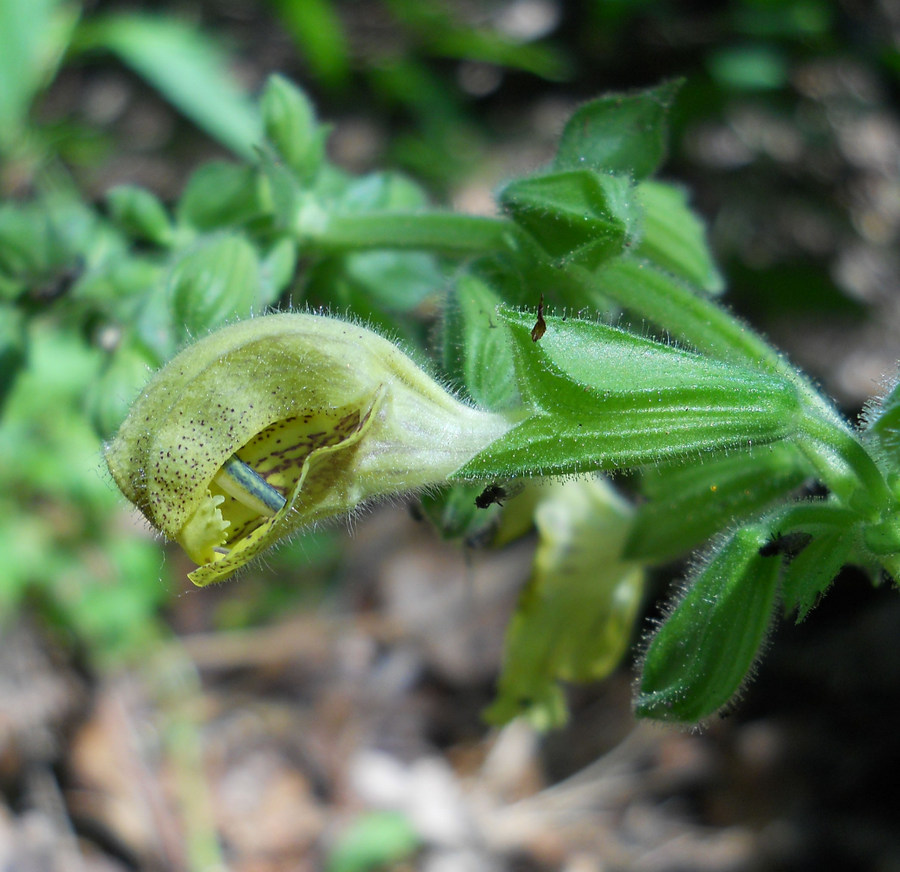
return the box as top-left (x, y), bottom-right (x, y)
top-left (213, 455), bottom-right (287, 517)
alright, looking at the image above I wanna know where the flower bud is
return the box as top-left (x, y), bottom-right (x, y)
top-left (499, 169), bottom-right (638, 269)
top-left (105, 313), bottom-right (511, 585)
top-left (261, 75), bottom-right (326, 183)
top-left (167, 233), bottom-right (260, 337)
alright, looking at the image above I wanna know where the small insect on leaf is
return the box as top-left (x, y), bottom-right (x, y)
top-left (757, 530), bottom-right (811, 559)
top-left (531, 293), bottom-right (546, 343)
top-left (476, 483), bottom-right (507, 508)
top-left (475, 480), bottom-right (524, 508)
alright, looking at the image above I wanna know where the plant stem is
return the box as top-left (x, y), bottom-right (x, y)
top-left (302, 211), bottom-right (521, 256)
top-left (795, 411), bottom-right (894, 516)
top-left (762, 499), bottom-right (861, 535)
top-left (576, 259), bottom-right (786, 373)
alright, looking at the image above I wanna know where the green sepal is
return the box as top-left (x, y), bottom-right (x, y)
top-left (455, 309), bottom-right (799, 478)
top-left (498, 170), bottom-right (637, 269)
top-left (634, 180), bottom-right (724, 294)
top-left (554, 80), bottom-right (682, 179)
top-left (105, 184), bottom-right (174, 246)
top-left (781, 528), bottom-right (856, 621)
top-left (862, 372), bottom-right (900, 475)
top-left (485, 477), bottom-right (644, 730)
top-left (418, 478), bottom-right (539, 546)
top-left (442, 273), bottom-right (520, 411)
top-left (635, 526), bottom-right (780, 723)
top-left (626, 442), bottom-right (811, 562)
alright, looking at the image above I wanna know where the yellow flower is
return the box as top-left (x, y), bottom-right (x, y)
top-left (105, 313), bottom-right (511, 585)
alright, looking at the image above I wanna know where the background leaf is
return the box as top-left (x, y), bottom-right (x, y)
top-left (554, 79), bottom-right (682, 179)
top-left (634, 180), bottom-right (724, 294)
top-left (442, 273), bottom-right (520, 410)
top-left (75, 13), bottom-right (261, 158)
top-left (0, 0), bottom-right (78, 154)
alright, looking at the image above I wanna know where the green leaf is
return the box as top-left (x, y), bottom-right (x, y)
top-left (74, 256), bottom-right (162, 313)
top-left (626, 442), bottom-right (811, 562)
top-left (634, 180), bottom-right (724, 294)
top-left (268, 0), bottom-right (351, 90)
top-left (0, 0), bottom-right (78, 153)
top-left (0, 304), bottom-right (26, 411)
top-left (134, 287), bottom-right (178, 363)
top-left (554, 80), bottom-right (682, 179)
top-left (442, 273), bottom-right (520, 410)
top-left (499, 169), bottom-right (637, 269)
top-left (336, 171), bottom-right (430, 212)
top-left (707, 44), bottom-right (789, 91)
top-left (0, 201), bottom-right (48, 277)
top-left (105, 184), bottom-right (174, 246)
top-left (0, 195), bottom-right (107, 296)
top-left (342, 250), bottom-right (443, 313)
top-left (87, 341), bottom-right (156, 440)
top-left (635, 525), bottom-right (780, 723)
top-left (258, 236), bottom-right (297, 307)
top-left (485, 477), bottom-right (644, 729)
top-left (76, 13), bottom-right (261, 158)
top-left (386, 0), bottom-right (571, 81)
top-left (177, 161), bottom-right (264, 230)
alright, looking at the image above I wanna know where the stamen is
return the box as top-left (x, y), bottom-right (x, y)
top-left (214, 455), bottom-right (287, 517)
